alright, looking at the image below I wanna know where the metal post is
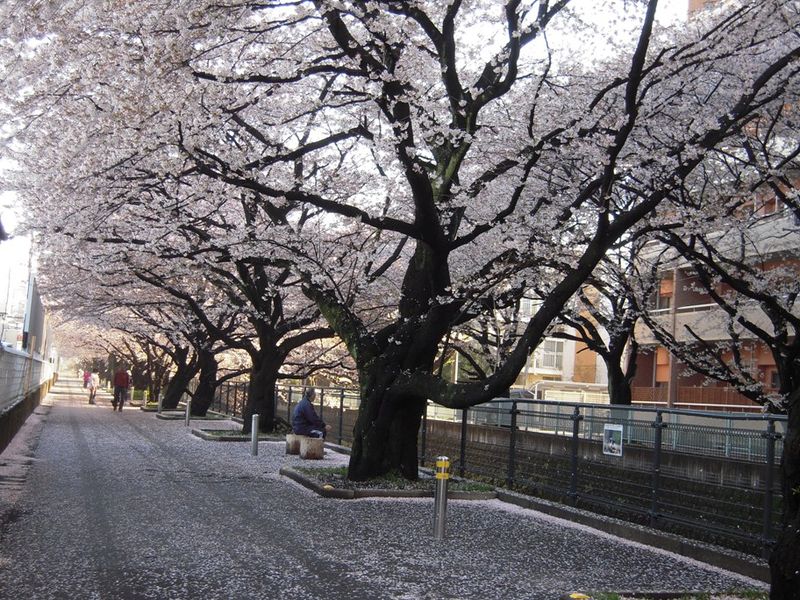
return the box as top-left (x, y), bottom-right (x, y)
top-left (225, 383), bottom-right (231, 414)
top-left (761, 418), bottom-right (779, 558)
top-left (338, 389), bottom-right (345, 445)
top-left (185, 398), bottom-right (192, 426)
top-left (569, 406), bottom-right (582, 504)
top-left (131, 386), bottom-right (136, 407)
top-left (650, 411), bottom-right (666, 527)
top-left (420, 404), bottom-right (428, 467)
top-left (319, 388), bottom-right (324, 422)
top-left (156, 392), bottom-right (163, 414)
top-left (459, 408), bottom-right (468, 478)
top-left (507, 401), bottom-right (518, 487)
top-left (433, 456), bottom-right (450, 539)
top-left (251, 414), bottom-right (259, 456)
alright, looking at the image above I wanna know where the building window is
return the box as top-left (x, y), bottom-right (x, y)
top-left (770, 370), bottom-right (780, 389)
top-left (535, 339), bottom-right (564, 370)
top-left (519, 297), bottom-right (539, 319)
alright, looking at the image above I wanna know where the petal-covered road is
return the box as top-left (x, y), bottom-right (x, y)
top-left (0, 377), bottom-right (767, 599)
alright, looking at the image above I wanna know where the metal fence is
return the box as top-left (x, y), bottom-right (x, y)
top-left (209, 381), bottom-right (785, 556)
top-left (421, 400), bottom-right (785, 557)
top-left (0, 346), bottom-right (56, 413)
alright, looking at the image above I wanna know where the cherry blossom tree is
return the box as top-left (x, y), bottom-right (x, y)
top-left (634, 99), bottom-right (800, 595)
top-left (151, 0), bottom-right (798, 480)
top-left (553, 244), bottom-right (658, 405)
top-left (2, 2), bottom-right (800, 594)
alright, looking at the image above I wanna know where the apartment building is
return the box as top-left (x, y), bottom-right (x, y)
top-left (509, 296), bottom-right (610, 403)
top-left (631, 198), bottom-right (799, 410)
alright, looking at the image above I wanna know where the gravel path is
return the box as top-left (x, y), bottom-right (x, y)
top-left (0, 377), bottom-right (768, 599)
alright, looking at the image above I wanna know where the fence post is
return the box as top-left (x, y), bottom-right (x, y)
top-left (507, 401), bottom-right (519, 487)
top-left (185, 398), bottom-right (192, 426)
top-left (225, 383), bottom-right (231, 414)
top-left (156, 392), bottom-right (162, 414)
top-left (569, 405), bottom-right (582, 504)
top-left (287, 386), bottom-right (294, 423)
top-left (319, 388), bottom-right (324, 422)
top-left (338, 388), bottom-right (344, 446)
top-left (459, 408), bottom-right (468, 478)
top-left (650, 411), bottom-right (666, 527)
top-left (761, 418), bottom-right (779, 559)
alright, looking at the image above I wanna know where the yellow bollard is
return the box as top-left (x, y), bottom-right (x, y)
top-left (433, 456), bottom-right (450, 539)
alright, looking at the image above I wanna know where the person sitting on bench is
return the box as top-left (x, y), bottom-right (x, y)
top-left (292, 388), bottom-right (331, 438)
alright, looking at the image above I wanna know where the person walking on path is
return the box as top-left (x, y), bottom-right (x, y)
top-left (82, 369), bottom-right (91, 388)
top-left (112, 368), bottom-right (130, 411)
top-left (291, 388), bottom-right (331, 438)
top-left (87, 372), bottom-right (99, 405)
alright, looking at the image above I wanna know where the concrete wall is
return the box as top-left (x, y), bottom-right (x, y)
top-left (0, 375), bottom-right (54, 454)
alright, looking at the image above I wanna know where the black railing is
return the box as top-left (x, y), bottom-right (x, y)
top-left (209, 381), bottom-right (786, 557)
top-left (421, 399), bottom-right (785, 558)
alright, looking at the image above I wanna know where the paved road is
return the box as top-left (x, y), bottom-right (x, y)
top-left (0, 376), bottom-right (767, 599)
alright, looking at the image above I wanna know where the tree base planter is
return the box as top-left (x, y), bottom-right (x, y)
top-left (191, 429), bottom-right (284, 442)
top-left (285, 434), bottom-right (302, 455)
top-left (279, 466), bottom-right (497, 500)
top-left (156, 411), bottom-right (228, 421)
top-left (299, 436), bottom-right (324, 460)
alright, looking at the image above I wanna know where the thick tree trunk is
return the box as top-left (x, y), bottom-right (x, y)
top-left (347, 364), bottom-right (427, 481)
top-left (190, 349), bottom-right (217, 416)
top-left (769, 391), bottom-right (800, 599)
top-left (162, 348), bottom-right (198, 410)
top-left (242, 359), bottom-right (278, 434)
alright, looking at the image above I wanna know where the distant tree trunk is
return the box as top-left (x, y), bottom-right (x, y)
top-left (190, 348), bottom-right (217, 416)
top-left (604, 336), bottom-right (636, 406)
top-left (242, 356), bottom-right (279, 434)
top-left (162, 347), bottom-right (198, 409)
top-left (769, 388), bottom-right (800, 600)
top-left (607, 363), bottom-right (632, 406)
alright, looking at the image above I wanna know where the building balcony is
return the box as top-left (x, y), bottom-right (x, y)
top-left (639, 210), bottom-right (800, 268)
top-left (634, 300), bottom-right (785, 344)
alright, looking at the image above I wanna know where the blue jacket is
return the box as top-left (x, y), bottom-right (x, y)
top-left (292, 397), bottom-right (325, 435)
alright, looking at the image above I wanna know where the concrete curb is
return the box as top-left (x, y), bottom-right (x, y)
top-left (497, 490), bottom-right (769, 584)
top-left (558, 592), bottom-right (736, 600)
top-left (155, 412), bottom-right (228, 421)
top-left (279, 466), bottom-right (497, 501)
top-left (191, 429), bottom-right (285, 442)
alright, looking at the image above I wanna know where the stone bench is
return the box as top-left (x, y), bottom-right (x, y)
top-left (285, 433), bottom-right (302, 455)
top-left (285, 434), bottom-right (325, 459)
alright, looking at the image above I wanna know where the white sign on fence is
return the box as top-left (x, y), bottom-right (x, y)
top-left (603, 423), bottom-right (623, 457)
